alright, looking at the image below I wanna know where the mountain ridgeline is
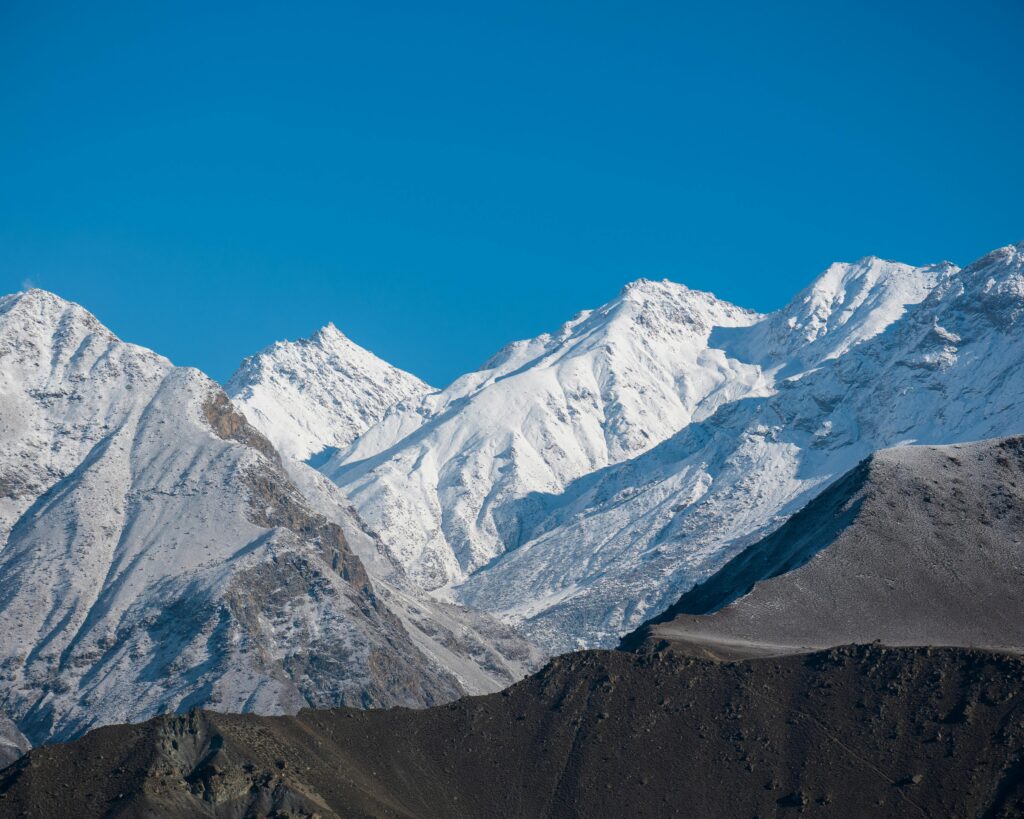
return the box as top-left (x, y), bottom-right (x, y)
top-left (255, 243), bottom-right (1023, 655)
top-left (1, 240), bottom-right (1024, 771)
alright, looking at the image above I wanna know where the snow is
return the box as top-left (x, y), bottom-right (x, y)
top-left (455, 244), bottom-right (1024, 652)
top-left (5, 239), bottom-right (1024, 745)
top-left (0, 293), bottom-right (535, 747)
top-left (307, 247), bottom-right (1024, 653)
top-left (324, 278), bottom-right (768, 588)
top-left (226, 322), bottom-right (431, 463)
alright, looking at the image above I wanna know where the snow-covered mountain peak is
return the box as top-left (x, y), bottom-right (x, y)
top-left (790, 255), bottom-right (952, 340)
top-left (226, 324), bottom-right (432, 462)
top-left (445, 244), bottom-right (1024, 653)
top-left (0, 289), bottom-right (172, 545)
top-left (932, 241), bottom-right (1024, 330)
top-left (326, 276), bottom-right (768, 589)
top-left (617, 276), bottom-right (685, 301)
top-left (615, 277), bottom-right (759, 328)
top-left (2, 288), bottom-right (113, 347)
top-left (714, 256), bottom-right (956, 376)
top-left (0, 290), bottom-right (538, 747)
top-left (309, 321), bottom-right (349, 344)
top-left (959, 240), bottom-right (1024, 285)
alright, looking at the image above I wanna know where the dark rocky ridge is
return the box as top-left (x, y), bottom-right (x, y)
top-left (623, 436), bottom-right (1024, 658)
top-left (1, 645), bottom-right (1022, 818)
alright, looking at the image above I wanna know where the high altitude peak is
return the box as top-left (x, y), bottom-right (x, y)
top-left (0, 287), bottom-right (120, 344)
top-left (801, 254), bottom-right (951, 306)
top-left (311, 321), bottom-right (348, 343)
top-left (962, 240), bottom-right (1024, 274)
top-left (617, 275), bottom-right (715, 307)
top-left (619, 277), bottom-right (706, 303)
top-left (718, 254), bottom-right (952, 374)
top-left (621, 276), bottom-right (678, 293)
top-left (226, 319), bottom-right (431, 462)
top-left (614, 276), bottom-right (757, 336)
top-left (3, 286), bottom-right (76, 313)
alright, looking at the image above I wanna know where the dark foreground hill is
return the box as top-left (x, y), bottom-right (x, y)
top-left (2, 645), bottom-right (1023, 818)
top-left (623, 436), bottom-right (1024, 658)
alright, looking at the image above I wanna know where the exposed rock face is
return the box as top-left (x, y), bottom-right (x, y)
top-left (0, 716), bottom-right (28, 770)
top-left (0, 290), bottom-right (537, 752)
top-left (2, 646), bottom-right (1022, 818)
top-left (622, 436), bottom-right (1024, 658)
top-left (201, 391), bottom-right (281, 465)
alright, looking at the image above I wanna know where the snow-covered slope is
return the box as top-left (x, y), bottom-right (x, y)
top-left (457, 244), bottom-right (1024, 652)
top-left (324, 280), bottom-right (766, 588)
top-left (318, 259), bottom-right (949, 600)
top-left (226, 323), bottom-right (431, 463)
top-left (0, 292), bottom-right (535, 748)
top-left (5, 241), bottom-right (1018, 745)
top-left (292, 248), bottom-right (1024, 654)
top-left (714, 256), bottom-right (955, 375)
top-left (0, 290), bottom-right (171, 548)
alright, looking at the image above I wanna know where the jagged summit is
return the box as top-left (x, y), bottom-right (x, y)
top-left (956, 240), bottom-right (1024, 291)
top-left (226, 322), bottom-right (432, 462)
top-left (618, 276), bottom-right (693, 299)
top-left (308, 321), bottom-right (358, 346)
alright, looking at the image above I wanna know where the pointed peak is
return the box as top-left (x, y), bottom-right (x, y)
top-left (615, 276), bottom-right (758, 328)
top-left (246, 321), bottom-right (353, 359)
top-left (961, 241), bottom-right (1024, 277)
top-left (1, 287), bottom-right (110, 334)
top-left (801, 254), bottom-right (956, 304)
top-left (618, 277), bottom-right (698, 301)
top-left (310, 321), bottom-right (349, 344)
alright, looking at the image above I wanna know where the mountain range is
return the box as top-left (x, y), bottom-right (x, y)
top-left (236, 242), bottom-right (1023, 653)
top-left (1, 240), bottom-right (1023, 760)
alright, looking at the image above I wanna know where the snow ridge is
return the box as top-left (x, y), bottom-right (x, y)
top-left (457, 244), bottom-right (1024, 652)
top-left (5, 241), bottom-right (1024, 745)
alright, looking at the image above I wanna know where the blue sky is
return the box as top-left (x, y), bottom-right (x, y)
top-left (1, 1), bottom-right (1022, 387)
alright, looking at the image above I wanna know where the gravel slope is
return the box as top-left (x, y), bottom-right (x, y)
top-left (623, 436), bottom-right (1024, 658)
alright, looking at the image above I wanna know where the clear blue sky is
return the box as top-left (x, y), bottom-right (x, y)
top-left (1, 1), bottom-right (1021, 387)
